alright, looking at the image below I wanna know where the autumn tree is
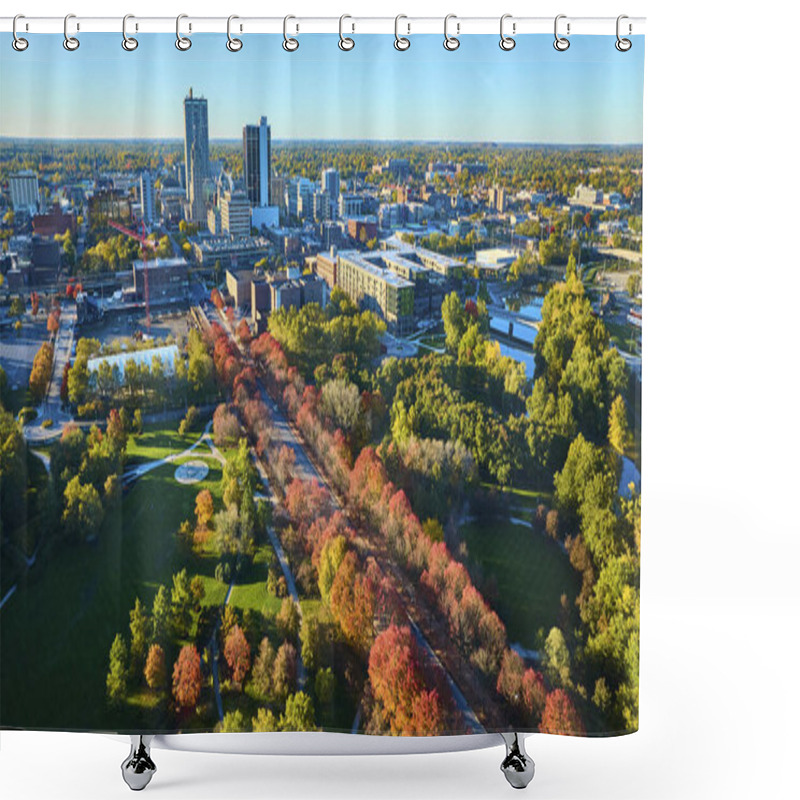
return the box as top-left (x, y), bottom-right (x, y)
top-left (144, 644), bottom-right (167, 690)
top-left (172, 645), bottom-right (203, 709)
top-left (219, 709), bottom-right (248, 732)
top-left (272, 641), bottom-right (298, 701)
top-left (29, 341), bottom-right (54, 402)
top-left (330, 551), bottom-right (376, 652)
top-left (276, 597), bottom-right (301, 643)
top-left (224, 624), bottom-right (251, 687)
top-left (543, 627), bottom-right (572, 689)
top-left (195, 488), bottom-right (214, 530)
top-left (318, 535), bottom-right (348, 603)
top-left (251, 637), bottom-right (275, 700)
top-left (539, 689), bottom-right (584, 735)
top-left (368, 624), bottom-right (445, 736)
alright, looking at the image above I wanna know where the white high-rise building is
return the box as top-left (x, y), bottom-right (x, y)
top-left (140, 170), bottom-right (155, 225)
top-left (9, 170), bottom-right (39, 214)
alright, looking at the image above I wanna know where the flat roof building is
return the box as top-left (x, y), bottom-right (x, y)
top-left (337, 250), bottom-right (415, 335)
top-left (132, 257), bottom-right (189, 301)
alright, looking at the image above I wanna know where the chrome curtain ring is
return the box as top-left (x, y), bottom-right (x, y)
top-left (499, 14), bottom-right (516, 51)
top-left (554, 14), bottom-right (570, 51)
top-left (339, 15), bottom-right (355, 51)
top-left (176, 14), bottom-right (192, 51)
top-left (227, 15), bottom-right (243, 51)
top-left (616, 14), bottom-right (632, 51)
top-left (444, 14), bottom-right (460, 51)
top-left (63, 14), bottom-right (80, 51)
top-left (394, 14), bottom-right (410, 51)
top-left (12, 14), bottom-right (29, 51)
top-left (122, 14), bottom-right (138, 51)
top-left (283, 15), bottom-right (299, 51)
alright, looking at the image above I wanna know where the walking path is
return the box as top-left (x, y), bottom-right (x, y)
top-left (121, 420), bottom-right (221, 482)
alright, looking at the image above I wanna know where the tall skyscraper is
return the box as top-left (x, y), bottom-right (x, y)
top-left (243, 116), bottom-right (271, 207)
top-left (139, 170), bottom-right (155, 225)
top-left (243, 116), bottom-right (279, 229)
top-left (183, 88), bottom-right (209, 223)
top-left (321, 168), bottom-right (340, 219)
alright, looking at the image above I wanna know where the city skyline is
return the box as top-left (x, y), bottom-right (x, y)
top-left (0, 34), bottom-right (644, 144)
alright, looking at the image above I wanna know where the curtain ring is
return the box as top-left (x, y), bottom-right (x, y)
top-left (283, 15), bottom-right (299, 51)
top-left (444, 14), bottom-right (460, 51)
top-left (499, 14), bottom-right (515, 51)
top-left (339, 15), bottom-right (355, 51)
top-left (122, 14), bottom-right (138, 51)
top-left (63, 14), bottom-right (80, 51)
top-left (394, 15), bottom-right (410, 51)
top-left (554, 14), bottom-right (570, 51)
top-left (227, 15), bottom-right (243, 51)
top-left (615, 15), bottom-right (632, 51)
top-left (12, 15), bottom-right (29, 51)
top-left (176, 14), bottom-right (192, 51)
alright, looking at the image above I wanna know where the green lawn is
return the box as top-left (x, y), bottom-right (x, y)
top-left (0, 456), bottom-right (224, 731)
top-left (461, 517), bottom-right (580, 651)
top-left (125, 420), bottom-right (208, 465)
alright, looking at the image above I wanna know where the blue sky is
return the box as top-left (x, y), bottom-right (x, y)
top-left (0, 33), bottom-right (644, 144)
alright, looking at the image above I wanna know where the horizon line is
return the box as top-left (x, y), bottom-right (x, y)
top-left (0, 136), bottom-right (643, 148)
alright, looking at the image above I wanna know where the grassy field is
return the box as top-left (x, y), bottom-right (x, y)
top-left (0, 454), bottom-right (224, 731)
top-left (461, 517), bottom-right (580, 651)
top-left (125, 420), bottom-right (208, 465)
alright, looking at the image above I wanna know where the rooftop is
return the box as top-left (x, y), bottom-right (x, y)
top-left (338, 250), bottom-right (414, 289)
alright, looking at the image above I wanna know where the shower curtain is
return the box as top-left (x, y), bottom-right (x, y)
top-left (0, 29), bottom-right (644, 739)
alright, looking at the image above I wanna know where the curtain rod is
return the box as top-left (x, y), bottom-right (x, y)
top-left (0, 16), bottom-right (646, 37)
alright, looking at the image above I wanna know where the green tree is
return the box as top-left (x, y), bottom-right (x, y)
top-left (280, 691), bottom-right (316, 731)
top-left (543, 627), bottom-right (572, 689)
top-left (318, 535), bottom-right (348, 603)
top-left (252, 707), bottom-right (279, 732)
top-left (219, 709), bottom-right (248, 732)
top-left (129, 598), bottom-right (149, 677)
top-left (62, 476), bottom-right (103, 543)
top-left (608, 394), bottom-right (629, 456)
top-left (151, 585), bottom-right (171, 644)
top-left (170, 569), bottom-right (193, 638)
top-left (106, 634), bottom-right (129, 705)
top-left (314, 667), bottom-right (335, 705)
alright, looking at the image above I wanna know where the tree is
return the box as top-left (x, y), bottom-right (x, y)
top-left (9, 296), bottom-right (25, 318)
top-left (276, 597), bottom-right (301, 642)
top-left (539, 689), bottom-right (584, 735)
top-left (144, 644), bottom-right (167, 690)
top-left (213, 403), bottom-right (240, 447)
top-left (330, 551), bottom-right (376, 651)
top-left (318, 535), bottom-right (348, 603)
top-left (170, 569), bottom-right (193, 638)
top-left (129, 598), bottom-right (149, 677)
top-left (441, 292), bottom-right (468, 352)
top-left (252, 707), bottom-right (279, 732)
top-left (315, 667), bottom-right (335, 705)
top-left (251, 637), bottom-right (275, 699)
top-left (608, 394), bottom-right (629, 456)
top-left (172, 645), bottom-right (203, 709)
top-left (280, 691), bottom-right (316, 731)
top-left (179, 405), bottom-right (200, 435)
top-left (190, 575), bottom-right (206, 610)
top-left (29, 341), bottom-right (54, 402)
top-left (543, 627), bottom-right (572, 689)
top-left (106, 634), bottom-right (128, 705)
top-left (219, 709), bottom-right (248, 732)
top-left (224, 624), bottom-right (251, 687)
top-left (272, 641), bottom-right (297, 701)
top-left (62, 476), bottom-right (103, 543)
top-left (151, 585), bottom-right (171, 644)
top-left (626, 272), bottom-right (642, 297)
top-left (195, 488), bottom-right (214, 529)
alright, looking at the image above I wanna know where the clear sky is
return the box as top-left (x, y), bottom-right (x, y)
top-left (0, 33), bottom-right (644, 144)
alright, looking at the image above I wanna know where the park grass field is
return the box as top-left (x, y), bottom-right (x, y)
top-left (461, 517), bottom-right (580, 651)
top-left (0, 454), bottom-right (224, 731)
top-left (125, 420), bottom-right (207, 465)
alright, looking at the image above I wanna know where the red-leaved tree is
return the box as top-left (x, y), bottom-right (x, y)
top-left (224, 624), bottom-right (251, 687)
top-left (172, 645), bottom-right (203, 709)
top-left (539, 689), bottom-right (584, 735)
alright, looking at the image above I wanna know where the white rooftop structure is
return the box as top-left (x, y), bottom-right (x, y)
top-left (87, 344), bottom-right (180, 377)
